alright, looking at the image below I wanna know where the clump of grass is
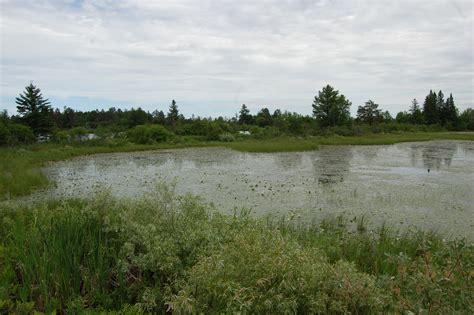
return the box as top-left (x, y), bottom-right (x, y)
top-left (1, 186), bottom-right (472, 313)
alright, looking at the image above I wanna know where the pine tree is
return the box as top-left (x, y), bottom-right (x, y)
top-left (238, 104), bottom-right (252, 125)
top-left (312, 85), bottom-right (351, 127)
top-left (437, 91), bottom-right (447, 125)
top-left (356, 100), bottom-right (381, 125)
top-left (442, 93), bottom-right (458, 126)
top-left (409, 98), bottom-right (423, 124)
top-left (167, 100), bottom-right (180, 130)
top-left (152, 110), bottom-right (166, 125)
top-left (423, 90), bottom-right (438, 125)
top-left (15, 82), bottom-right (53, 135)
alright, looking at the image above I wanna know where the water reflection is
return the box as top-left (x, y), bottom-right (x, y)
top-left (272, 152), bottom-right (305, 170)
top-left (30, 140), bottom-right (474, 239)
top-left (409, 141), bottom-right (457, 170)
top-left (312, 147), bottom-right (353, 186)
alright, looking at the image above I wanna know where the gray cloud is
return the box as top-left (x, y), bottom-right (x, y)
top-left (1, 0), bottom-right (472, 116)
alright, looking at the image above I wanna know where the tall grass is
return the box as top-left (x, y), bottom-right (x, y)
top-left (1, 187), bottom-right (472, 313)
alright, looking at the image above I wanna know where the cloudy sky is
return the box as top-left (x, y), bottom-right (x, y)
top-left (0, 0), bottom-right (472, 117)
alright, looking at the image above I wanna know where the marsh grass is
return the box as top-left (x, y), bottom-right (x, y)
top-left (1, 187), bottom-right (472, 313)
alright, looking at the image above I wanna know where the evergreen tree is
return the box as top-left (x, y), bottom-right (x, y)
top-left (312, 85), bottom-right (351, 127)
top-left (409, 98), bottom-right (423, 124)
top-left (167, 100), bottom-right (180, 130)
top-left (423, 90), bottom-right (438, 125)
top-left (15, 82), bottom-right (53, 135)
top-left (437, 91), bottom-right (447, 125)
top-left (441, 93), bottom-right (458, 126)
top-left (459, 108), bottom-right (474, 130)
top-left (152, 110), bottom-right (166, 125)
top-left (356, 100), bottom-right (381, 125)
top-left (238, 104), bottom-right (252, 125)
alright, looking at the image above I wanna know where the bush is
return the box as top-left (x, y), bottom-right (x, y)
top-left (1, 187), bottom-right (472, 313)
top-left (3, 123), bottom-right (35, 145)
top-left (52, 130), bottom-right (70, 143)
top-left (127, 124), bottom-right (172, 144)
top-left (218, 133), bottom-right (235, 142)
top-left (169, 230), bottom-right (387, 314)
top-left (69, 127), bottom-right (89, 141)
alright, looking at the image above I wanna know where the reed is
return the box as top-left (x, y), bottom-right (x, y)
top-left (1, 187), bottom-right (472, 313)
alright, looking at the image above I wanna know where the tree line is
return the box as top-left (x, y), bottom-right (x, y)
top-left (1, 82), bottom-right (473, 145)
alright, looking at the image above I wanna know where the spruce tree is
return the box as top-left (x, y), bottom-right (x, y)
top-left (409, 98), bottom-right (423, 124)
top-left (238, 104), bottom-right (252, 125)
top-left (167, 99), bottom-right (179, 131)
top-left (15, 82), bottom-right (53, 135)
top-left (437, 91), bottom-right (447, 125)
top-left (423, 90), bottom-right (438, 125)
top-left (442, 93), bottom-right (458, 126)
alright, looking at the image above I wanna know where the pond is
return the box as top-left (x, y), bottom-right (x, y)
top-left (38, 140), bottom-right (474, 238)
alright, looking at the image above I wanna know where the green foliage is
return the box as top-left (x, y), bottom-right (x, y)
top-left (238, 104), bottom-right (253, 125)
top-left (459, 108), bottom-right (474, 130)
top-left (170, 230), bottom-right (387, 314)
top-left (1, 188), bottom-right (472, 313)
top-left (69, 126), bottom-right (89, 140)
top-left (127, 124), bottom-right (173, 144)
top-left (15, 82), bottom-right (54, 135)
top-left (167, 100), bottom-right (180, 131)
top-left (255, 107), bottom-right (272, 127)
top-left (423, 90), bottom-right (439, 125)
top-left (357, 100), bottom-right (382, 125)
top-left (0, 121), bottom-right (35, 146)
top-left (128, 107), bottom-right (150, 128)
top-left (409, 98), bottom-right (424, 124)
top-left (218, 132), bottom-right (235, 142)
top-left (312, 84), bottom-right (352, 127)
top-left (439, 93), bottom-right (458, 127)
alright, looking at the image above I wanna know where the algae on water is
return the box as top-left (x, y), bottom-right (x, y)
top-left (38, 140), bottom-right (474, 238)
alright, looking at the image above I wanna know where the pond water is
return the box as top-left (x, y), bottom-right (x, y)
top-left (38, 140), bottom-right (474, 238)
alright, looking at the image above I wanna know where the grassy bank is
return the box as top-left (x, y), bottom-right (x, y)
top-left (1, 187), bottom-right (472, 313)
top-left (226, 132), bottom-right (474, 152)
top-left (1, 132), bottom-right (473, 199)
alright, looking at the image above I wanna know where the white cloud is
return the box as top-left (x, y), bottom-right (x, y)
top-left (1, 0), bottom-right (472, 116)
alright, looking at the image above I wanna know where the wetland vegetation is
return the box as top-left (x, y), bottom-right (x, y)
top-left (1, 84), bottom-right (474, 313)
top-left (1, 186), bottom-right (473, 313)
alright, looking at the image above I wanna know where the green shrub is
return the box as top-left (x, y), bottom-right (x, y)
top-left (2, 123), bottom-right (35, 145)
top-left (218, 132), bottom-right (235, 142)
top-left (1, 183), bottom-right (473, 313)
top-left (52, 130), bottom-right (70, 142)
top-left (169, 230), bottom-right (388, 314)
top-left (127, 124), bottom-right (172, 144)
top-left (69, 127), bottom-right (89, 140)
